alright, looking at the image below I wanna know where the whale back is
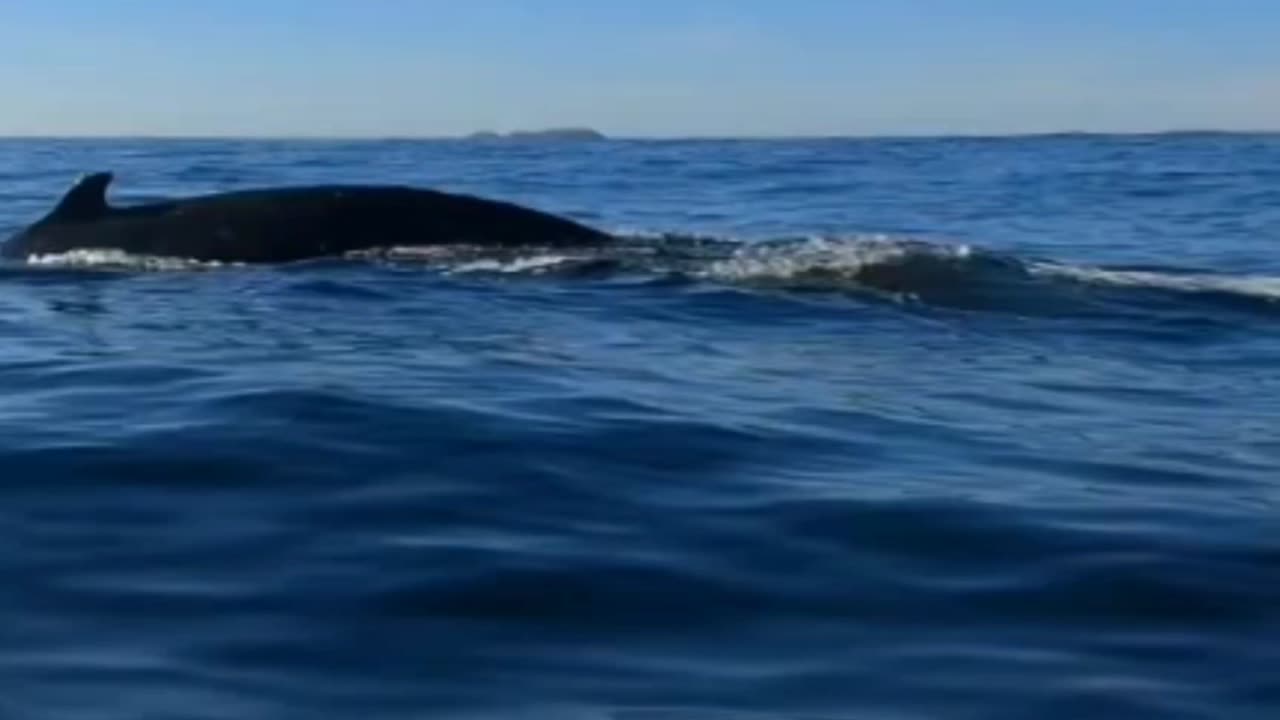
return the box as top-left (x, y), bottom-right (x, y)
top-left (3, 171), bottom-right (613, 263)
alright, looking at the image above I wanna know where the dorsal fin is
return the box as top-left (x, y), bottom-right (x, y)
top-left (49, 172), bottom-right (113, 221)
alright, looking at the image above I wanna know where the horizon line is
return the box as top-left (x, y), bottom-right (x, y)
top-left (1, 129), bottom-right (1277, 143)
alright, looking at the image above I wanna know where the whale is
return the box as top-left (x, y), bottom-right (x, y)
top-left (1, 172), bottom-right (612, 263)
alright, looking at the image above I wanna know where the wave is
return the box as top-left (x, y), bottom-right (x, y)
top-left (691, 236), bottom-right (1280, 315)
top-left (8, 234), bottom-right (1279, 316)
top-left (696, 235), bottom-right (1025, 306)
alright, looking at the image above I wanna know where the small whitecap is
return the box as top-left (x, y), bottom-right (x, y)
top-left (1028, 263), bottom-right (1280, 302)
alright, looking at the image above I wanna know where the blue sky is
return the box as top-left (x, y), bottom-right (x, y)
top-left (1, 0), bottom-right (1276, 137)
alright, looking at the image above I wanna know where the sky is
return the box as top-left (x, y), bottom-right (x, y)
top-left (0, 0), bottom-right (1277, 138)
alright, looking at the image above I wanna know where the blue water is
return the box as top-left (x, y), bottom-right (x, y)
top-left (1, 135), bottom-right (1277, 719)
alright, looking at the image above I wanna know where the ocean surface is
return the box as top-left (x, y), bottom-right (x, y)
top-left (0, 135), bottom-right (1277, 720)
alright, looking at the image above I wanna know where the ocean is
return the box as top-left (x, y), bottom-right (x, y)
top-left (0, 135), bottom-right (1277, 719)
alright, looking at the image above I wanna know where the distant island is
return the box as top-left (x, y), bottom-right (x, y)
top-left (464, 128), bottom-right (607, 142)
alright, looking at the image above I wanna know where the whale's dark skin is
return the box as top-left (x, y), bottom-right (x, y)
top-left (2, 172), bottom-right (612, 263)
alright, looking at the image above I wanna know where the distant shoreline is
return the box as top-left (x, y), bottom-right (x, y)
top-left (463, 128), bottom-right (607, 142)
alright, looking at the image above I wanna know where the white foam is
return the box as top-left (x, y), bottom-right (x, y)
top-left (1029, 262), bottom-right (1280, 301)
top-left (447, 254), bottom-right (579, 275)
top-left (700, 235), bottom-right (972, 282)
top-left (23, 249), bottom-right (232, 271)
top-left (369, 246), bottom-right (473, 261)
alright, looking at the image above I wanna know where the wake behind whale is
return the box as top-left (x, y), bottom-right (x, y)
top-left (5, 173), bottom-right (1277, 322)
top-left (13, 226), bottom-right (1279, 322)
